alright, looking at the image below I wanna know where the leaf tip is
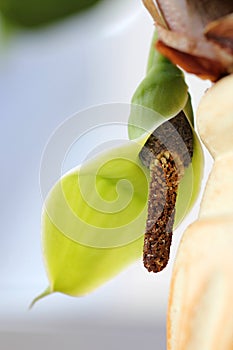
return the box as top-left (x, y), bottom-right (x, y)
top-left (29, 287), bottom-right (52, 310)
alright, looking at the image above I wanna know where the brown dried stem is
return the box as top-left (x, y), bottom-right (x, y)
top-left (142, 0), bottom-right (166, 27)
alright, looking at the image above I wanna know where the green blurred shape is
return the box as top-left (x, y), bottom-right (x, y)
top-left (0, 0), bottom-right (101, 27)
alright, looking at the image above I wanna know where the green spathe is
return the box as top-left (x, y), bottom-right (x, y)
top-left (33, 32), bottom-right (204, 305)
top-left (34, 127), bottom-right (203, 303)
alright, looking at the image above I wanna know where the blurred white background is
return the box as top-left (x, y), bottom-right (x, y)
top-left (0, 0), bottom-right (211, 349)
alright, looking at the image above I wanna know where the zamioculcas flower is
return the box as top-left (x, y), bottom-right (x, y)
top-left (143, 0), bottom-right (233, 81)
top-left (32, 114), bottom-right (203, 305)
top-left (32, 33), bottom-right (204, 304)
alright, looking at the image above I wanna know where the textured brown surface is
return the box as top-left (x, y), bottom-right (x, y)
top-left (143, 152), bottom-right (179, 272)
top-left (140, 112), bottom-right (193, 273)
top-left (139, 111), bottom-right (193, 169)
